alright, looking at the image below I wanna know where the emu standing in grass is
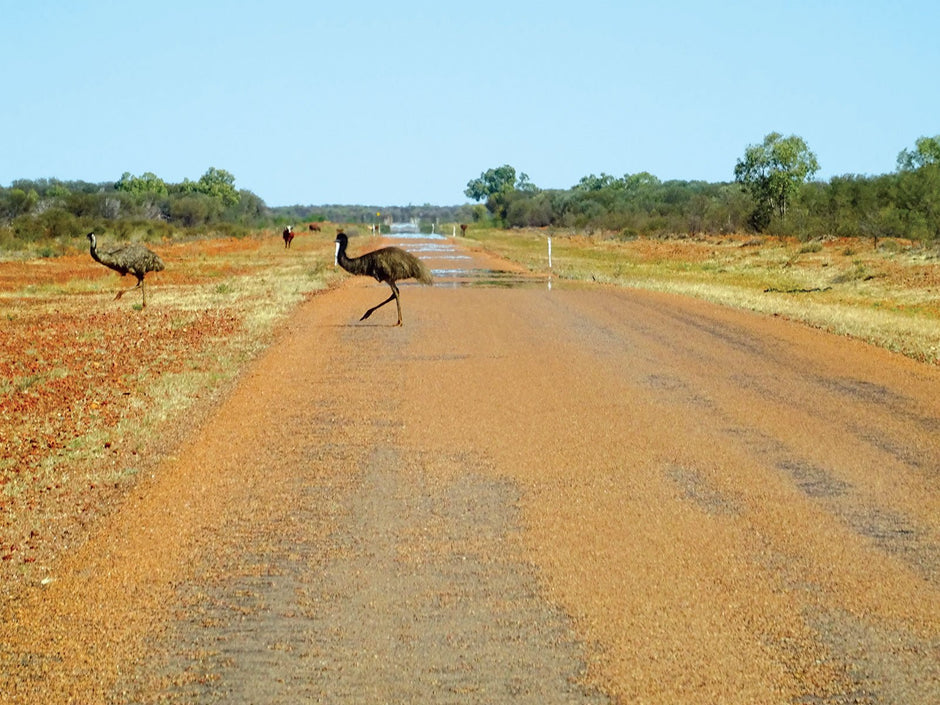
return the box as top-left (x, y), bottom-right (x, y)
top-left (334, 231), bottom-right (433, 326)
top-left (87, 232), bottom-right (165, 307)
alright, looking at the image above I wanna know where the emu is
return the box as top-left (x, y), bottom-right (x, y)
top-left (334, 231), bottom-right (433, 326)
top-left (86, 232), bottom-right (165, 307)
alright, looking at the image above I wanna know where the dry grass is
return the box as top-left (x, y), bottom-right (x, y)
top-left (462, 227), bottom-right (940, 365)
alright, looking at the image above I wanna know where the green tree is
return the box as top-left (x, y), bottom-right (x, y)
top-left (897, 135), bottom-right (940, 171)
top-left (465, 165), bottom-right (535, 222)
top-left (170, 195), bottom-right (213, 227)
top-left (734, 132), bottom-right (820, 231)
top-left (115, 171), bottom-right (169, 196)
top-left (465, 164), bottom-right (518, 202)
top-left (621, 171), bottom-right (661, 193)
top-left (896, 136), bottom-right (940, 240)
top-left (47, 182), bottom-right (71, 199)
top-left (0, 188), bottom-right (39, 219)
top-left (573, 173), bottom-right (618, 192)
top-left (515, 171), bottom-right (539, 194)
top-left (224, 189), bottom-right (268, 225)
top-left (180, 167), bottom-right (240, 207)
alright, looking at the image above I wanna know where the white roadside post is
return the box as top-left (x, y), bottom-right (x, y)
top-left (547, 236), bottom-right (553, 290)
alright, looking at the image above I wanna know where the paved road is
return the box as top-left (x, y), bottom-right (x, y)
top-left (2, 234), bottom-right (938, 703)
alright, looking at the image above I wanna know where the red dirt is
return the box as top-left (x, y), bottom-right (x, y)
top-left (1, 291), bottom-right (239, 575)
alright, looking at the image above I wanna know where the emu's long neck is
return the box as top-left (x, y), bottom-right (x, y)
top-left (336, 240), bottom-right (368, 276)
top-left (88, 235), bottom-right (103, 264)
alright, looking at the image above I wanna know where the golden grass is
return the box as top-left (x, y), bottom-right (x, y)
top-left (462, 227), bottom-right (940, 365)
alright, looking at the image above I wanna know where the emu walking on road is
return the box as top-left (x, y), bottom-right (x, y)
top-left (334, 231), bottom-right (433, 326)
top-left (86, 232), bottom-right (165, 307)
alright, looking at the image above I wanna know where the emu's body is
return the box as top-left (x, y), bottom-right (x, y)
top-left (87, 232), bottom-right (164, 307)
top-left (334, 232), bottom-right (433, 326)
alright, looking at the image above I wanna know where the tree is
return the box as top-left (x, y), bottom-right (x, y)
top-left (180, 167), bottom-right (239, 207)
top-left (0, 188), bottom-right (39, 220)
top-left (573, 173), bottom-right (618, 192)
top-left (465, 164), bottom-right (518, 202)
top-left (734, 132), bottom-right (820, 231)
top-left (896, 135), bottom-right (940, 240)
top-left (115, 171), bottom-right (169, 196)
top-left (515, 172), bottom-right (539, 194)
top-left (229, 189), bottom-right (267, 222)
top-left (464, 165), bottom-right (536, 222)
top-left (897, 135), bottom-right (940, 171)
top-left (170, 195), bottom-right (214, 227)
top-left (504, 189), bottom-right (558, 228)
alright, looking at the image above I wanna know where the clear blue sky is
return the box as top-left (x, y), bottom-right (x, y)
top-left (2, 1), bottom-right (937, 206)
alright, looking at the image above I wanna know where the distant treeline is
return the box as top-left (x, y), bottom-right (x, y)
top-left (0, 169), bottom-right (267, 249)
top-left (466, 135), bottom-right (940, 242)
top-left (273, 204), bottom-right (474, 230)
top-left (481, 170), bottom-right (939, 242)
top-left (2, 134), bottom-right (938, 251)
top-left (0, 169), bottom-right (477, 250)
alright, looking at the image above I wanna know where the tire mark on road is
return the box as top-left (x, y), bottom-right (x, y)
top-left (139, 438), bottom-right (606, 702)
top-left (302, 446), bottom-right (607, 703)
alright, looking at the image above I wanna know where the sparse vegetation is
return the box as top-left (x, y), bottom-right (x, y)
top-left (0, 231), bottom-right (342, 583)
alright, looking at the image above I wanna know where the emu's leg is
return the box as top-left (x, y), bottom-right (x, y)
top-left (360, 285), bottom-right (397, 322)
top-left (114, 278), bottom-right (143, 301)
top-left (392, 284), bottom-right (403, 326)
